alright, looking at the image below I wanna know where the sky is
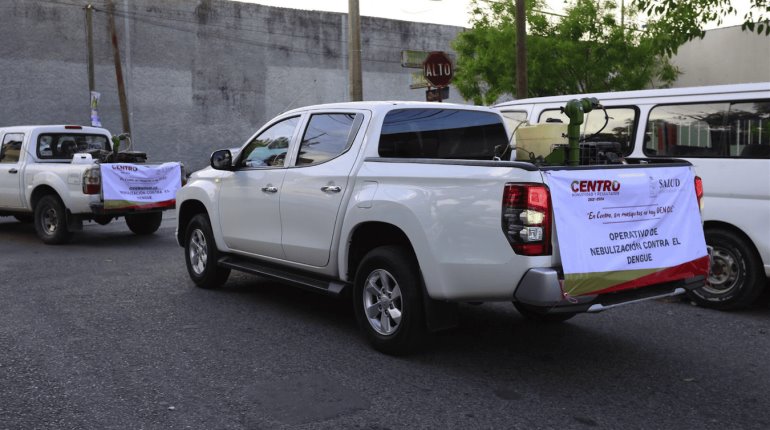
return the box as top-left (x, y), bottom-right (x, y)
top-left (235, 0), bottom-right (753, 29)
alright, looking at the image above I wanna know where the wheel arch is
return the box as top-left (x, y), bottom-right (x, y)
top-left (177, 199), bottom-right (209, 246)
top-left (704, 220), bottom-right (764, 265)
top-left (30, 185), bottom-right (61, 209)
top-left (347, 222), bottom-right (415, 282)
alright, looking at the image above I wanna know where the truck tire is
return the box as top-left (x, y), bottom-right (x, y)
top-left (125, 212), bottom-right (163, 235)
top-left (687, 229), bottom-right (765, 310)
top-left (514, 302), bottom-right (577, 323)
top-left (353, 246), bottom-right (425, 355)
top-left (34, 195), bottom-right (72, 245)
top-left (184, 213), bottom-right (230, 289)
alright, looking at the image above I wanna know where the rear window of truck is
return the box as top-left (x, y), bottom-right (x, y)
top-left (37, 133), bottom-right (110, 160)
top-left (378, 109), bottom-right (509, 160)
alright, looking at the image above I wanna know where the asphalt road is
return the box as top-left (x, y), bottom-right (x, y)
top-left (1, 215), bottom-right (769, 430)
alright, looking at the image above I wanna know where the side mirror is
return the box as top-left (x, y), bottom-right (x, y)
top-left (210, 149), bottom-right (233, 170)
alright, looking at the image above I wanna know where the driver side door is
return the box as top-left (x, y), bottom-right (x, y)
top-left (218, 116), bottom-right (301, 259)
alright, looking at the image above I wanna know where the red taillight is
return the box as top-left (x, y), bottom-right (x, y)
top-left (694, 176), bottom-right (704, 211)
top-left (82, 167), bottom-right (101, 195)
top-left (502, 183), bottom-right (552, 256)
top-left (64, 125), bottom-right (83, 130)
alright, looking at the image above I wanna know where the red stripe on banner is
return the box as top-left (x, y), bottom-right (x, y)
top-left (583, 255), bottom-right (710, 296)
top-left (108, 199), bottom-right (176, 211)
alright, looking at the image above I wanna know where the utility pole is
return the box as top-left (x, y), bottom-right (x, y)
top-left (107, 0), bottom-right (131, 135)
top-left (85, 4), bottom-right (95, 96)
top-left (348, 0), bottom-right (363, 101)
top-left (515, 0), bottom-right (528, 99)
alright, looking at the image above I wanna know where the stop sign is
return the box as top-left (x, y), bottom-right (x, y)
top-left (423, 51), bottom-right (453, 88)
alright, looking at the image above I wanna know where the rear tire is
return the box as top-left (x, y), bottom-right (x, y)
top-left (184, 213), bottom-right (230, 289)
top-left (353, 246), bottom-right (425, 355)
top-left (125, 212), bottom-right (162, 235)
top-left (688, 229), bottom-right (765, 310)
top-left (514, 302), bottom-right (577, 323)
top-left (34, 195), bottom-right (72, 245)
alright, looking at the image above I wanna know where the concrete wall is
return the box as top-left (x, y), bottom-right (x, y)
top-left (0, 0), bottom-right (464, 170)
top-left (671, 26), bottom-right (770, 88)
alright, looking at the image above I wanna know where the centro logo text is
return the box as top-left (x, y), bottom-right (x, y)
top-left (571, 180), bottom-right (621, 193)
top-left (112, 165), bottom-right (138, 172)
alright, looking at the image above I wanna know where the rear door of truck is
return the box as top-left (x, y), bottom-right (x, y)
top-left (279, 109), bottom-right (368, 267)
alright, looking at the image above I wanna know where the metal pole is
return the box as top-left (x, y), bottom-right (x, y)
top-left (85, 4), bottom-right (95, 95)
top-left (515, 0), bottom-right (528, 99)
top-left (107, 0), bottom-right (131, 135)
top-left (348, 0), bottom-right (363, 101)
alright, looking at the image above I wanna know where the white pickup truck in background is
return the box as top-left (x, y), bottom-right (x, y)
top-left (0, 125), bottom-right (181, 244)
top-left (176, 101), bottom-right (710, 354)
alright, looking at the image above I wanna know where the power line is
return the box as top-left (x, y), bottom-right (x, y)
top-left (28, 0), bottom-right (452, 65)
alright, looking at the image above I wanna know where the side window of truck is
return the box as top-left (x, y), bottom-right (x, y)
top-left (239, 116), bottom-right (300, 168)
top-left (644, 100), bottom-right (770, 158)
top-left (0, 133), bottom-right (24, 163)
top-left (538, 107), bottom-right (638, 156)
top-left (295, 113), bottom-right (363, 166)
top-left (378, 108), bottom-right (509, 160)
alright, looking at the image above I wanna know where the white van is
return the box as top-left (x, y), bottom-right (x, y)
top-left (496, 82), bottom-right (770, 310)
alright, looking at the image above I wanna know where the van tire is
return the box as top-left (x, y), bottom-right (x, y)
top-left (126, 212), bottom-right (163, 235)
top-left (34, 195), bottom-right (72, 245)
top-left (353, 246), bottom-right (425, 355)
top-left (688, 229), bottom-right (765, 310)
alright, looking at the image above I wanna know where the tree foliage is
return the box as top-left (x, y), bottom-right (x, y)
top-left (452, 0), bottom-right (679, 104)
top-left (637, 0), bottom-right (770, 55)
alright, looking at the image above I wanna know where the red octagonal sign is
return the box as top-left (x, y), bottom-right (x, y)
top-left (423, 51), bottom-right (453, 88)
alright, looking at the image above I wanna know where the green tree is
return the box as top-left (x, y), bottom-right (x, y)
top-left (637, 0), bottom-right (770, 55)
top-left (452, 0), bottom-right (679, 104)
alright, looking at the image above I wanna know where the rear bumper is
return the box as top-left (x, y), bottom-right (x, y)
top-left (89, 202), bottom-right (174, 216)
top-left (513, 267), bottom-right (706, 313)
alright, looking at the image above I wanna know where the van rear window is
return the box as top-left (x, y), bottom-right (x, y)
top-left (378, 109), bottom-right (509, 160)
top-left (38, 133), bottom-right (110, 160)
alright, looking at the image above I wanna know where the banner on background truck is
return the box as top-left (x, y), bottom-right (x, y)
top-left (545, 166), bottom-right (709, 297)
top-left (101, 162), bottom-right (181, 210)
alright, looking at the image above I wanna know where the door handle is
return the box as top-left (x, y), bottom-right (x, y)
top-left (321, 185), bottom-right (341, 193)
top-left (261, 186), bottom-right (278, 193)
top-left (8, 168), bottom-right (18, 174)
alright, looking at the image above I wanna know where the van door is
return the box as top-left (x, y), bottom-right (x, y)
top-left (0, 132), bottom-right (25, 208)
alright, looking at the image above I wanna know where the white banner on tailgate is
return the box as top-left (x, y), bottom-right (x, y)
top-left (101, 162), bottom-right (181, 210)
top-left (545, 166), bottom-right (708, 297)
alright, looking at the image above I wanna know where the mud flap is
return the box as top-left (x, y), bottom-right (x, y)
top-left (66, 210), bottom-right (83, 231)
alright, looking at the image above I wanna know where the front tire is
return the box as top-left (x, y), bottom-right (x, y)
top-left (125, 212), bottom-right (162, 235)
top-left (184, 213), bottom-right (230, 289)
top-left (353, 246), bottom-right (425, 355)
top-left (34, 195), bottom-right (72, 245)
top-left (688, 229), bottom-right (765, 310)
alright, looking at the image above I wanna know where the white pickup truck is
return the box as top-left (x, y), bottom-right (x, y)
top-left (0, 125), bottom-right (180, 244)
top-left (176, 101), bottom-right (710, 354)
